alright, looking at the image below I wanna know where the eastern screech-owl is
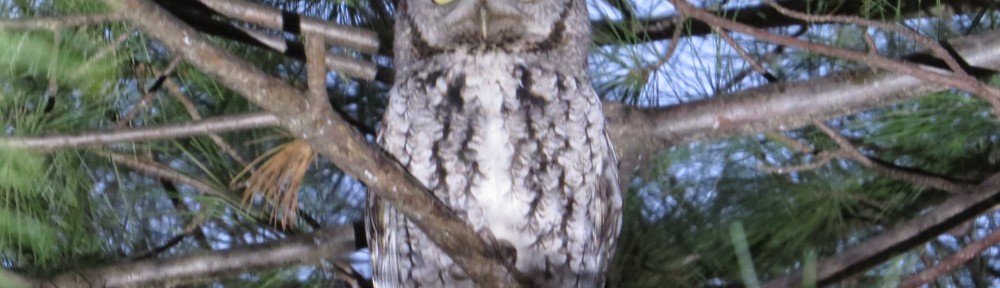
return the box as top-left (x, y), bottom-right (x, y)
top-left (368, 0), bottom-right (622, 286)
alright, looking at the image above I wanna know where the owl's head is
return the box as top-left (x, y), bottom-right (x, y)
top-left (394, 0), bottom-right (590, 65)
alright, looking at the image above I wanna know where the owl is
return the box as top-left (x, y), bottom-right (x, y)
top-left (367, 0), bottom-right (622, 287)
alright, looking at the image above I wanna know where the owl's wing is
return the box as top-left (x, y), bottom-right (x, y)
top-left (366, 124), bottom-right (406, 288)
top-left (597, 132), bottom-right (624, 279)
top-left (366, 197), bottom-right (409, 288)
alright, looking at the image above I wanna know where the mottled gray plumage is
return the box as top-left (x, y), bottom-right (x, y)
top-left (368, 0), bottom-right (622, 286)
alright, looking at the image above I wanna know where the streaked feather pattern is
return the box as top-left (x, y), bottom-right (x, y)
top-left (368, 0), bottom-right (621, 286)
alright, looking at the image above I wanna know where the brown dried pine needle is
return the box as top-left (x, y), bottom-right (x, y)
top-left (232, 139), bottom-right (316, 229)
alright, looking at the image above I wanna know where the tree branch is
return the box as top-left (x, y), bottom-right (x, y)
top-left (151, 0), bottom-right (378, 80)
top-left (104, 0), bottom-right (525, 286)
top-left (669, 0), bottom-right (999, 106)
top-left (0, 113), bottom-right (278, 150)
top-left (36, 225), bottom-right (354, 288)
top-left (814, 122), bottom-right (975, 194)
top-left (762, 173), bottom-right (1000, 287)
top-left (591, 0), bottom-right (995, 45)
top-left (900, 226), bottom-right (1000, 288)
top-left (6, 28), bottom-right (1000, 192)
top-left (158, 63), bottom-right (250, 165)
top-left (0, 13), bottom-right (125, 30)
top-left (193, 0), bottom-right (379, 54)
top-left (4, 27), bottom-right (999, 196)
top-left (605, 28), bottom-right (1000, 176)
top-left (98, 151), bottom-right (233, 201)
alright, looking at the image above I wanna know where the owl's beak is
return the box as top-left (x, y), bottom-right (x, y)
top-left (479, 7), bottom-right (489, 38)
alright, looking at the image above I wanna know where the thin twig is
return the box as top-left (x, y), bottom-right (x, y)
top-left (46, 29), bottom-right (61, 97)
top-left (715, 27), bottom-right (770, 76)
top-left (99, 151), bottom-right (232, 200)
top-left (716, 26), bottom-right (805, 92)
top-left (40, 224), bottom-right (355, 288)
top-left (0, 113), bottom-right (278, 150)
top-left (0, 13), bottom-right (125, 30)
top-left (758, 151), bottom-right (835, 174)
top-left (157, 62), bottom-right (249, 165)
top-left (765, 131), bottom-right (814, 154)
top-left (900, 227), bottom-right (1000, 287)
top-left (763, 173), bottom-right (1000, 287)
top-left (118, 63), bottom-right (160, 126)
top-left (70, 28), bottom-right (134, 82)
top-left (640, 17), bottom-right (686, 74)
top-left (165, 179), bottom-right (215, 250)
top-left (590, 0), bottom-right (993, 46)
top-left (814, 122), bottom-right (973, 193)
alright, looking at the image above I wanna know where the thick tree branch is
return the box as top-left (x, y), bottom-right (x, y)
top-left (105, 0), bottom-right (525, 286)
top-left (0, 3), bottom-right (996, 287)
top-left (605, 28), bottom-right (1000, 175)
top-left (142, 0), bottom-right (999, 87)
top-left (37, 225), bottom-right (354, 288)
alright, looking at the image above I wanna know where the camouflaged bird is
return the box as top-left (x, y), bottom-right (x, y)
top-left (368, 0), bottom-right (622, 286)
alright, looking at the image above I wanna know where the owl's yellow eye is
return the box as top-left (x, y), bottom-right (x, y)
top-left (432, 0), bottom-right (454, 5)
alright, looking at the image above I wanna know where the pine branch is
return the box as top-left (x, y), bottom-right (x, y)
top-left (150, 0), bottom-right (378, 80)
top-left (192, 0), bottom-right (379, 54)
top-left (99, 151), bottom-right (233, 200)
top-left (33, 225), bottom-right (355, 288)
top-left (900, 227), bottom-right (1000, 288)
top-left (762, 173), bottom-right (1000, 287)
top-left (0, 113), bottom-right (278, 150)
top-left (605, 27), bottom-right (1000, 180)
top-left (158, 63), bottom-right (250, 165)
top-left (145, 0), bottom-right (997, 62)
top-left (130, 232), bottom-right (190, 261)
top-left (0, 13), bottom-right (125, 30)
top-left (814, 122), bottom-right (975, 194)
top-left (5, 29), bottom-right (1000, 191)
top-left (591, 0), bottom-right (994, 45)
top-left (104, 0), bottom-right (527, 286)
top-left (669, 0), bottom-right (999, 106)
top-left (103, 149), bottom-right (327, 239)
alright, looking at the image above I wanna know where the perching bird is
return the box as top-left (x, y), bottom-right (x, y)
top-left (368, 0), bottom-right (622, 286)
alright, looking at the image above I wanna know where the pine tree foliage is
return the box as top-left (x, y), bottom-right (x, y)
top-left (0, 0), bottom-right (998, 287)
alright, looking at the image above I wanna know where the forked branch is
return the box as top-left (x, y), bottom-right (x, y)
top-left (102, 0), bottom-right (526, 286)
